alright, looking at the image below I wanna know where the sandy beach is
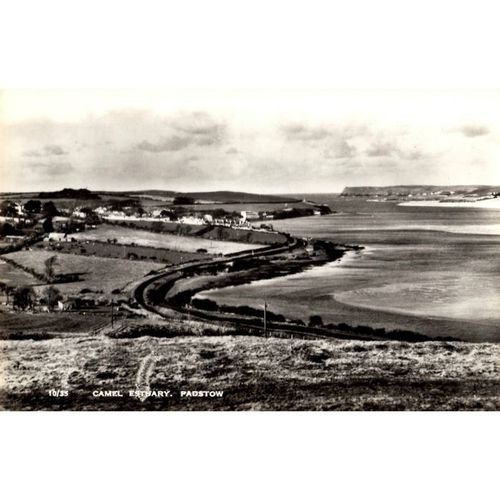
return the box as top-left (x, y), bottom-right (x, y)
top-left (399, 198), bottom-right (500, 209)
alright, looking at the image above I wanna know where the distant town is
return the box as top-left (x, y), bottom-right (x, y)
top-left (340, 184), bottom-right (499, 202)
top-left (0, 188), bottom-right (332, 245)
top-left (0, 188), bottom-right (332, 315)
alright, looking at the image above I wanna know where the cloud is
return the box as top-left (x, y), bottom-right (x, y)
top-left (366, 141), bottom-right (400, 157)
top-left (325, 139), bottom-right (357, 159)
top-left (282, 122), bottom-right (371, 143)
top-left (28, 161), bottom-right (73, 176)
top-left (44, 144), bottom-right (67, 155)
top-left (171, 112), bottom-right (225, 142)
top-left (23, 144), bottom-right (67, 157)
top-left (226, 147), bottom-right (239, 154)
top-left (23, 149), bottom-right (42, 157)
top-left (173, 113), bottom-right (222, 134)
top-left (282, 124), bottom-right (329, 141)
top-left (195, 135), bottom-right (220, 146)
top-left (459, 125), bottom-right (490, 137)
top-left (136, 112), bottom-right (226, 153)
top-left (402, 149), bottom-right (425, 160)
top-left (137, 136), bottom-right (191, 152)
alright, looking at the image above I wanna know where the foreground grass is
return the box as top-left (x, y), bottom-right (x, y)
top-left (1, 335), bottom-right (498, 410)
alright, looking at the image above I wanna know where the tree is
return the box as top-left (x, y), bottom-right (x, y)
top-left (41, 286), bottom-right (63, 311)
top-left (0, 282), bottom-right (7, 303)
top-left (151, 220), bottom-right (163, 232)
top-left (308, 315), bottom-right (323, 328)
top-left (212, 208), bottom-right (228, 218)
top-left (0, 222), bottom-right (17, 236)
top-left (44, 255), bottom-right (58, 282)
top-left (109, 199), bottom-right (140, 211)
top-left (173, 196), bottom-right (195, 205)
top-left (80, 207), bottom-right (100, 225)
top-left (42, 201), bottom-right (58, 217)
top-left (24, 199), bottom-right (42, 214)
top-left (0, 201), bottom-right (18, 217)
top-left (85, 212), bottom-right (100, 225)
top-left (12, 286), bottom-right (36, 311)
top-left (43, 217), bottom-right (54, 233)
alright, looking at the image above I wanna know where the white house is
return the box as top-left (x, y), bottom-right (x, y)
top-left (240, 210), bottom-right (259, 221)
top-left (72, 209), bottom-right (88, 219)
top-left (179, 216), bottom-right (205, 225)
top-left (44, 232), bottom-right (68, 242)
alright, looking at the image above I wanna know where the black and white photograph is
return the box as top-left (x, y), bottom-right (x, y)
top-left (1, 89), bottom-right (498, 411)
top-left (1, 2), bottom-right (499, 499)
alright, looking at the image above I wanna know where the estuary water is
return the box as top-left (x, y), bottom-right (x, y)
top-left (202, 196), bottom-right (500, 342)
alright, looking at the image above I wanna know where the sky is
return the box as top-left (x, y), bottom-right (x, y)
top-left (1, 89), bottom-right (499, 193)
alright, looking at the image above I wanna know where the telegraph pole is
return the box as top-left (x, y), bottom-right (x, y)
top-left (263, 301), bottom-right (267, 337)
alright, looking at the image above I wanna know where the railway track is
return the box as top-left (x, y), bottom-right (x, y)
top-left (132, 237), bottom-right (362, 341)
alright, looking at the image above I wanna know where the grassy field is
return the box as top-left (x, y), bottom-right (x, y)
top-left (2, 250), bottom-right (165, 296)
top-left (0, 258), bottom-right (43, 287)
top-left (0, 310), bottom-right (111, 337)
top-left (113, 220), bottom-right (288, 245)
top-left (71, 225), bottom-right (262, 254)
top-left (1, 334), bottom-right (498, 410)
top-left (37, 240), bottom-right (210, 265)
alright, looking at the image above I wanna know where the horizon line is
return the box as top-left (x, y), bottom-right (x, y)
top-left (1, 183), bottom-right (498, 196)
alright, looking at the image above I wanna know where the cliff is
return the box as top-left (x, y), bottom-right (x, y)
top-left (341, 185), bottom-right (500, 198)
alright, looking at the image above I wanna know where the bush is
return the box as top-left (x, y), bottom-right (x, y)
top-left (308, 315), bottom-right (323, 327)
top-left (41, 286), bottom-right (63, 311)
top-left (335, 323), bottom-right (346, 331)
top-left (173, 196), bottom-right (195, 205)
top-left (191, 298), bottom-right (219, 311)
top-left (12, 286), bottom-right (36, 311)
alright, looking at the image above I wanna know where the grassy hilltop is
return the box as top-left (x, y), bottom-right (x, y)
top-left (1, 333), bottom-right (498, 410)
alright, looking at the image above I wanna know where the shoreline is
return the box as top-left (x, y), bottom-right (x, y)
top-left (163, 240), bottom-right (354, 308)
top-left (195, 241), bottom-right (500, 343)
top-left (199, 288), bottom-right (498, 343)
top-left (144, 241), bottom-right (464, 342)
top-left (398, 198), bottom-right (500, 209)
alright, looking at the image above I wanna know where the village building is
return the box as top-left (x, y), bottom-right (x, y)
top-left (95, 206), bottom-right (109, 215)
top-left (150, 209), bottom-right (172, 221)
top-left (179, 215), bottom-right (205, 225)
top-left (3, 234), bottom-right (25, 242)
top-left (240, 210), bottom-right (259, 221)
top-left (44, 232), bottom-right (69, 242)
top-left (0, 215), bottom-right (33, 225)
top-left (72, 209), bottom-right (88, 219)
top-left (58, 296), bottom-right (97, 311)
